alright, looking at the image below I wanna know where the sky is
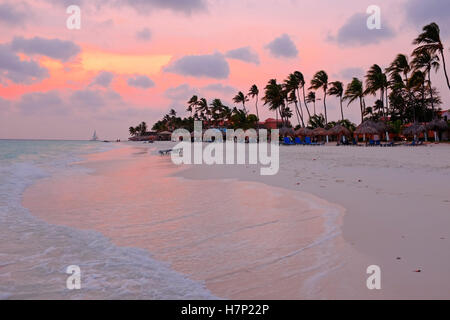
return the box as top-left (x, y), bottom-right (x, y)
top-left (0, 0), bottom-right (449, 140)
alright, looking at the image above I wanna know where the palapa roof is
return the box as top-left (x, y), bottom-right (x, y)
top-left (426, 119), bottom-right (448, 131)
top-left (329, 124), bottom-right (351, 136)
top-left (295, 128), bottom-right (313, 137)
top-left (279, 127), bottom-right (295, 136)
top-left (312, 127), bottom-right (329, 136)
top-left (402, 123), bottom-right (426, 136)
top-left (355, 120), bottom-right (382, 135)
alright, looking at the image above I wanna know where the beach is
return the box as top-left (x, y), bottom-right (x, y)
top-left (13, 142), bottom-right (450, 299)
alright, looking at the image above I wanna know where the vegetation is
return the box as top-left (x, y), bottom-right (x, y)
top-left (132, 22), bottom-right (447, 136)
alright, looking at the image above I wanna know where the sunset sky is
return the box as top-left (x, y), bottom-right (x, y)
top-left (0, 0), bottom-right (449, 140)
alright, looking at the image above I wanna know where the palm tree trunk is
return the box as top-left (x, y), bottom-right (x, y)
top-left (323, 91), bottom-right (328, 125)
top-left (428, 70), bottom-right (435, 118)
top-left (380, 89), bottom-right (385, 118)
top-left (294, 101), bottom-right (304, 127)
top-left (255, 95), bottom-right (260, 125)
top-left (340, 97), bottom-right (344, 121)
top-left (439, 48), bottom-right (450, 90)
top-left (359, 97), bottom-right (364, 123)
top-left (300, 87), bottom-right (311, 120)
top-left (385, 87), bottom-right (389, 117)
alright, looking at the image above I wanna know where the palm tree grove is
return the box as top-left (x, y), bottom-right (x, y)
top-left (130, 22), bottom-right (449, 141)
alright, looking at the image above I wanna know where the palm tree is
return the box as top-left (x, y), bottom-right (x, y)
top-left (364, 64), bottom-right (388, 117)
top-left (195, 98), bottom-right (209, 124)
top-left (187, 95), bottom-right (198, 117)
top-left (309, 71), bottom-right (329, 124)
top-left (248, 85), bottom-right (260, 124)
top-left (387, 54), bottom-right (411, 84)
top-left (413, 22), bottom-right (449, 90)
top-left (262, 79), bottom-right (285, 127)
top-left (412, 50), bottom-right (440, 118)
top-left (233, 91), bottom-right (249, 114)
top-left (293, 71), bottom-right (312, 120)
top-left (408, 70), bottom-right (427, 122)
top-left (287, 89), bottom-right (304, 127)
top-left (328, 81), bottom-right (344, 121)
top-left (284, 73), bottom-right (304, 127)
top-left (344, 77), bottom-right (366, 123)
top-left (308, 114), bottom-right (326, 129)
top-left (129, 126), bottom-right (136, 136)
top-left (306, 91), bottom-right (316, 115)
top-left (210, 99), bottom-right (227, 126)
top-left (138, 122), bottom-right (147, 135)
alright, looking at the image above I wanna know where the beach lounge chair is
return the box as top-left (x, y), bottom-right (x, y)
top-left (294, 137), bottom-right (303, 145)
top-left (382, 141), bottom-right (395, 147)
top-left (375, 140), bottom-right (381, 146)
top-left (304, 137), bottom-right (319, 145)
top-left (159, 149), bottom-right (172, 155)
top-left (283, 137), bottom-right (296, 145)
top-left (367, 140), bottom-right (375, 147)
top-left (304, 137), bottom-right (313, 145)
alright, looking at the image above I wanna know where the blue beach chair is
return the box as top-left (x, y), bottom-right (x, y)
top-left (283, 137), bottom-right (296, 145)
top-left (294, 137), bottom-right (303, 145)
top-left (304, 137), bottom-right (318, 145)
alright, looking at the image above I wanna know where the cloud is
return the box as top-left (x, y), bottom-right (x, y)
top-left (117, 0), bottom-right (207, 14)
top-left (225, 47), bottom-right (260, 65)
top-left (328, 13), bottom-right (395, 46)
top-left (265, 34), bottom-right (298, 58)
top-left (164, 53), bottom-right (230, 79)
top-left (164, 84), bottom-right (199, 101)
top-left (136, 27), bottom-right (152, 41)
top-left (336, 67), bottom-right (365, 80)
top-left (404, 0), bottom-right (450, 37)
top-left (127, 75), bottom-right (155, 89)
top-left (17, 91), bottom-right (67, 115)
top-left (0, 44), bottom-right (49, 84)
top-left (91, 71), bottom-right (114, 87)
top-left (44, 0), bottom-right (207, 14)
top-left (0, 2), bottom-right (30, 26)
top-left (202, 83), bottom-right (236, 95)
top-left (11, 36), bottom-right (81, 62)
top-left (70, 89), bottom-right (107, 109)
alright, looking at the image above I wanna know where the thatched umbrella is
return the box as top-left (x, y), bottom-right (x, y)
top-left (403, 123), bottom-right (426, 141)
top-left (312, 127), bottom-right (329, 137)
top-left (279, 127), bottom-right (295, 137)
top-left (295, 128), bottom-right (313, 137)
top-left (329, 125), bottom-right (351, 136)
top-left (329, 125), bottom-right (351, 143)
top-left (374, 121), bottom-right (394, 141)
top-left (426, 119), bottom-right (448, 142)
top-left (355, 121), bottom-right (381, 141)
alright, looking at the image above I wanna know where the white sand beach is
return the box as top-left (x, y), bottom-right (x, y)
top-left (20, 142), bottom-right (450, 299)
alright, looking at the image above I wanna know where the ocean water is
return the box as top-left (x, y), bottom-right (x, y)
top-left (0, 140), bottom-right (215, 299)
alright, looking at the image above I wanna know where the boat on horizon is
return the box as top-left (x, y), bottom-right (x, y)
top-left (91, 131), bottom-right (99, 141)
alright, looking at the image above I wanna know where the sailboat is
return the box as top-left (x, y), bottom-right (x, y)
top-left (91, 130), bottom-right (99, 141)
